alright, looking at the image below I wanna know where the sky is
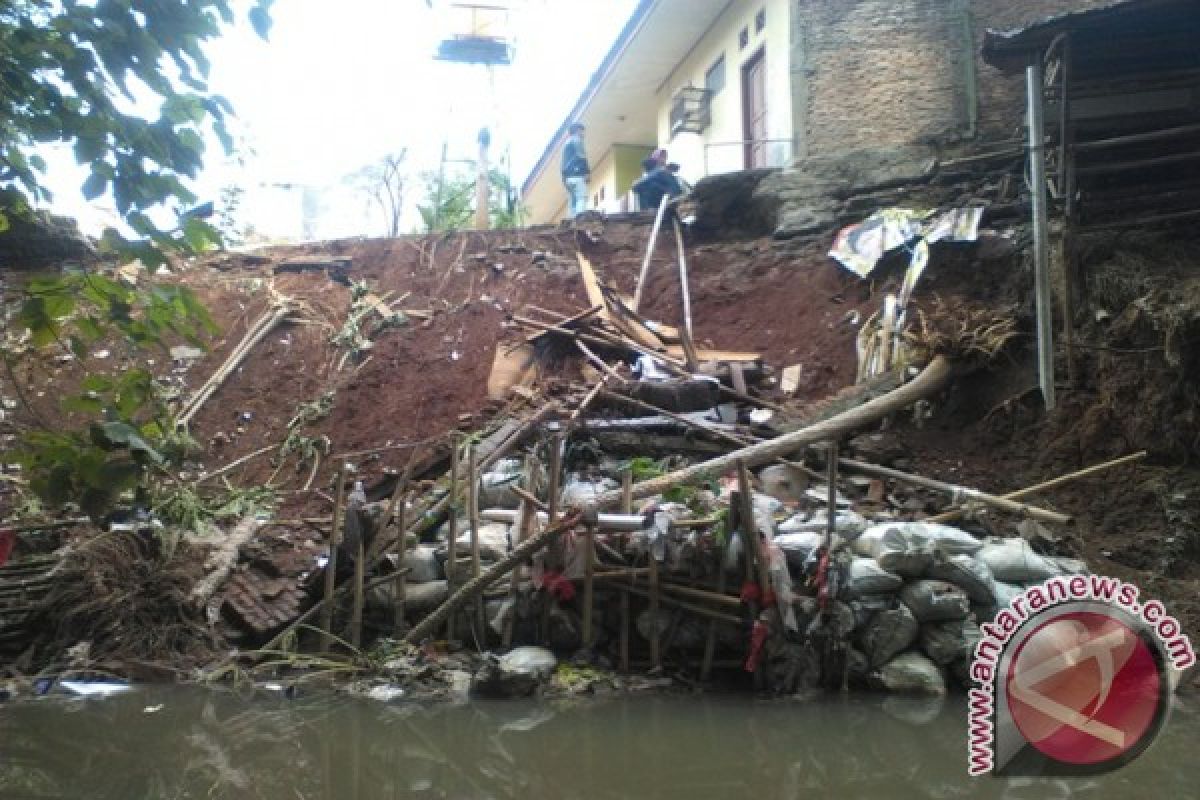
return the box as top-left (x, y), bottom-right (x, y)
top-left (41, 0), bottom-right (639, 240)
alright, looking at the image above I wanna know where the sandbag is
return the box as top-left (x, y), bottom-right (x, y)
top-left (877, 652), bottom-right (946, 694)
top-left (855, 522), bottom-right (983, 558)
top-left (403, 544), bottom-right (442, 583)
top-left (453, 523), bottom-right (511, 562)
top-left (777, 509), bottom-right (868, 540)
top-left (478, 458), bottom-right (523, 509)
top-left (920, 618), bottom-right (981, 665)
top-left (976, 538), bottom-right (1061, 583)
top-left (857, 604), bottom-right (919, 668)
top-left (853, 525), bottom-right (935, 578)
top-left (926, 551), bottom-right (995, 604)
top-left (368, 579), bottom-right (448, 614)
top-left (774, 531), bottom-right (824, 573)
top-left (842, 557), bottom-right (904, 598)
top-left (900, 580), bottom-right (970, 622)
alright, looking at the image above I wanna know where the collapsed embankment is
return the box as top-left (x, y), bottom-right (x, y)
top-left (2, 158), bottom-right (1199, 696)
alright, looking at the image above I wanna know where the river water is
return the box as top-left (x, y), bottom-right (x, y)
top-left (0, 687), bottom-right (1196, 799)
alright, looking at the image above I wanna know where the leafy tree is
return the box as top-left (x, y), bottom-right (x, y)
top-left (3, 0), bottom-right (273, 520)
top-left (415, 167), bottom-right (526, 233)
top-left (352, 149), bottom-right (408, 237)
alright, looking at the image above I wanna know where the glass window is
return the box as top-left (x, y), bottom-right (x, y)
top-left (705, 55), bottom-right (726, 95)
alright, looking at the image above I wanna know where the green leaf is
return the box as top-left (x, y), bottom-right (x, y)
top-left (82, 170), bottom-right (107, 200)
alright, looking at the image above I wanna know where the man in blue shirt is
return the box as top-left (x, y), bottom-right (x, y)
top-left (632, 157), bottom-right (683, 212)
top-left (560, 123), bottom-right (590, 218)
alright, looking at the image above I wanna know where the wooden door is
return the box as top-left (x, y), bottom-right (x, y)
top-left (742, 48), bottom-right (768, 168)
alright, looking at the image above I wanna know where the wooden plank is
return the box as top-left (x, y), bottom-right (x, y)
top-left (486, 343), bottom-right (538, 400)
top-left (664, 346), bottom-right (762, 363)
top-left (575, 253), bottom-right (609, 318)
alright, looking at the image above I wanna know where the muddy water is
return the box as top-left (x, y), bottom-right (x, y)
top-left (0, 688), bottom-right (1196, 799)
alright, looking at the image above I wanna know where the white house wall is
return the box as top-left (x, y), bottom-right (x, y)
top-left (655, 0), bottom-right (794, 187)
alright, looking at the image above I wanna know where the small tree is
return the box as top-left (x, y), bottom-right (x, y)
top-left (415, 168), bottom-right (526, 233)
top-left (352, 149), bottom-right (408, 237)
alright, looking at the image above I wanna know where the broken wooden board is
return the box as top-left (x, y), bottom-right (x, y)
top-left (487, 342), bottom-right (538, 400)
top-left (664, 346), bottom-right (763, 363)
top-left (780, 365), bottom-right (803, 394)
top-left (575, 253), bottom-right (609, 319)
top-left (523, 304), bottom-right (602, 345)
top-left (601, 287), bottom-right (666, 351)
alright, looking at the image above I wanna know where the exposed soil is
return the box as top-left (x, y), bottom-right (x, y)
top-left (4, 213), bottom-right (1200, 640)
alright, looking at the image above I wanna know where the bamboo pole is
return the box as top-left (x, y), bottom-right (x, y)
top-left (582, 523), bottom-right (596, 647)
top-left (662, 580), bottom-right (741, 609)
top-left (407, 357), bottom-right (955, 646)
top-left (737, 461), bottom-right (772, 619)
top-left (672, 216), bottom-right (694, 349)
top-left (446, 439), bottom-right (459, 641)
top-left (581, 356), bottom-right (953, 511)
top-left (925, 451), bottom-right (1147, 524)
top-left (404, 511), bottom-right (584, 644)
top-left (648, 525), bottom-right (662, 670)
top-left (350, 535), bottom-right (365, 648)
top-left (633, 193), bottom-right (671, 311)
top-left (178, 305), bottom-right (291, 427)
top-left (393, 501), bottom-right (408, 636)
top-left (319, 467), bottom-right (345, 654)
top-left (468, 444), bottom-right (484, 642)
top-left (619, 470), bottom-right (632, 673)
top-left (838, 456), bottom-right (1073, 526)
top-left (615, 584), bottom-right (742, 627)
top-left (700, 534), bottom-right (727, 682)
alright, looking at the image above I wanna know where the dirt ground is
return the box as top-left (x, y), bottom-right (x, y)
top-left (4, 213), bottom-right (1199, 636)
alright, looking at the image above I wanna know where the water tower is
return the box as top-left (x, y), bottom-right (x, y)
top-left (434, 2), bottom-right (513, 66)
top-left (431, 1), bottom-right (516, 229)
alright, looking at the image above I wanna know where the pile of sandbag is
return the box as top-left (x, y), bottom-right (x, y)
top-left (795, 522), bottom-right (1084, 694)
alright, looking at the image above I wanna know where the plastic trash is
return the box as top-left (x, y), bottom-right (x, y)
top-left (365, 685), bottom-right (406, 703)
top-left (842, 557), bottom-right (904, 598)
top-left (498, 647), bottom-right (557, 680)
top-left (59, 681), bottom-right (132, 697)
top-left (976, 538), bottom-right (1061, 583)
top-left (560, 474), bottom-right (619, 508)
top-left (926, 551), bottom-right (995, 604)
top-left (899, 580), bottom-right (970, 622)
top-left (774, 531), bottom-right (825, 573)
top-left (857, 604), bottom-right (919, 668)
top-left (777, 509), bottom-right (868, 540)
top-left (876, 652), bottom-right (947, 694)
top-left (758, 464), bottom-right (811, 505)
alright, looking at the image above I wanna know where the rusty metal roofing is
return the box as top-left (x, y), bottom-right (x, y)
top-left (220, 526), bottom-right (323, 637)
top-left (983, 0), bottom-right (1196, 67)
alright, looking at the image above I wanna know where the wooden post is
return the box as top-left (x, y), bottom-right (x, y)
top-left (736, 461), bottom-right (770, 606)
top-left (350, 535), bottom-right (365, 649)
top-left (648, 530), bottom-right (662, 670)
top-left (582, 523), bottom-right (596, 648)
top-left (468, 444), bottom-right (484, 644)
top-left (672, 216), bottom-right (694, 347)
top-left (700, 532), bottom-right (726, 683)
top-left (502, 458), bottom-right (536, 648)
top-left (393, 500), bottom-right (408, 636)
top-left (619, 470), bottom-right (632, 673)
top-left (319, 467), bottom-right (345, 654)
top-left (547, 435), bottom-right (562, 526)
top-left (633, 193), bottom-right (671, 311)
top-left (1027, 62), bottom-right (1056, 410)
top-left (475, 127), bottom-right (490, 231)
top-left (825, 441), bottom-right (838, 554)
top-left (446, 439), bottom-right (459, 640)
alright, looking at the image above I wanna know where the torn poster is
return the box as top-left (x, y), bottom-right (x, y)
top-left (829, 207), bottom-right (984, 278)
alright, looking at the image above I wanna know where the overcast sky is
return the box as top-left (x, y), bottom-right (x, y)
top-left (42, 0), bottom-right (638, 240)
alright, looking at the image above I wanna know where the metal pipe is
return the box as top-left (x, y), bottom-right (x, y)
top-left (1027, 62), bottom-right (1056, 410)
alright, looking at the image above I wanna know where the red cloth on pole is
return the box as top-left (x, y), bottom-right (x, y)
top-left (0, 529), bottom-right (15, 567)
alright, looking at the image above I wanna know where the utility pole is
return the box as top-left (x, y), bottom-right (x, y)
top-left (475, 127), bottom-right (491, 230)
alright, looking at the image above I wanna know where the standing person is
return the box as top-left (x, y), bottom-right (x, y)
top-left (561, 123), bottom-right (591, 218)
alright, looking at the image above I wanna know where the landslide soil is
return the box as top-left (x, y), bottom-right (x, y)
top-left (5, 216), bottom-right (1199, 640)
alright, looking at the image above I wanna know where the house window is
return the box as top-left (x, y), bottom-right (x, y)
top-left (755, 8), bottom-right (766, 33)
top-left (705, 55), bottom-right (726, 95)
top-left (738, 26), bottom-right (748, 50)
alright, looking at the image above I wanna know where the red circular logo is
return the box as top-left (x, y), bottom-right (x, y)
top-left (1005, 611), bottom-right (1163, 766)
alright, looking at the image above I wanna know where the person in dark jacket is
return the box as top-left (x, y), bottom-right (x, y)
top-left (632, 156), bottom-right (683, 212)
top-left (560, 123), bottom-right (590, 218)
